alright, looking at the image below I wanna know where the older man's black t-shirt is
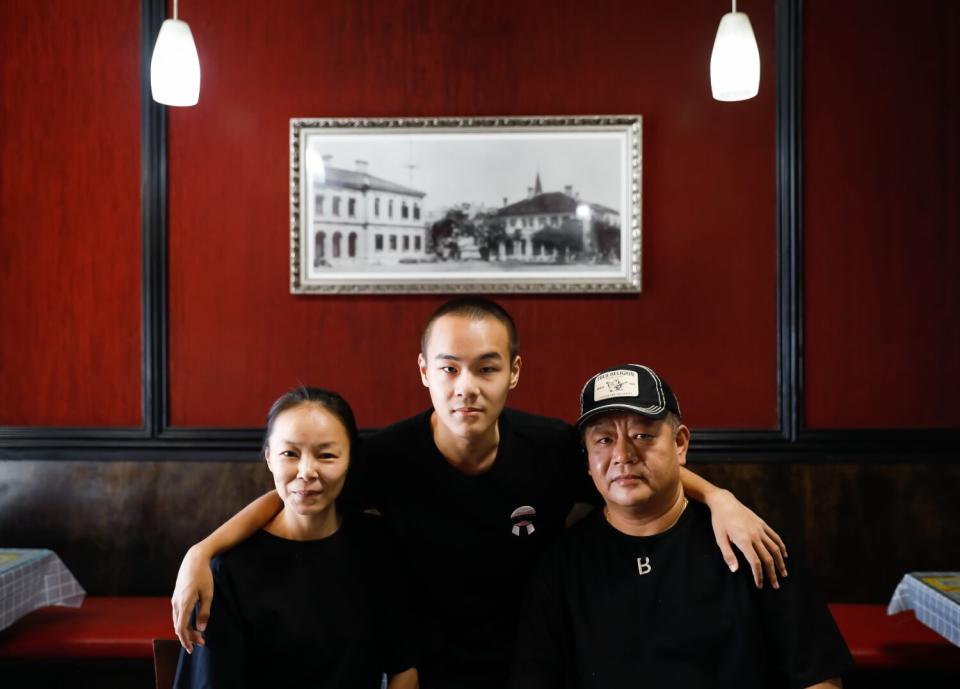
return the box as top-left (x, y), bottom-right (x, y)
top-left (339, 408), bottom-right (593, 689)
top-left (512, 501), bottom-right (853, 689)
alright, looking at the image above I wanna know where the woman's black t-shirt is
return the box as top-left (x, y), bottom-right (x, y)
top-left (174, 514), bottom-right (416, 689)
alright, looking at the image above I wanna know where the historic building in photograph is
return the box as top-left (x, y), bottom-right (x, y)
top-left (497, 174), bottom-right (620, 260)
top-left (311, 158), bottom-right (428, 266)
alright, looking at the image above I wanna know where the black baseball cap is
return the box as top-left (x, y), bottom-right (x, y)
top-left (577, 364), bottom-right (682, 428)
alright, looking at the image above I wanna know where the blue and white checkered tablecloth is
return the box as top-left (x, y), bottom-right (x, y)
top-left (0, 549), bottom-right (86, 631)
top-left (888, 571), bottom-right (960, 647)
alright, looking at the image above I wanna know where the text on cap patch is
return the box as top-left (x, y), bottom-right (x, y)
top-left (593, 369), bottom-right (639, 401)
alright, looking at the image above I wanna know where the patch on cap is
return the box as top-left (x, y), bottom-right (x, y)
top-left (593, 369), bottom-right (639, 401)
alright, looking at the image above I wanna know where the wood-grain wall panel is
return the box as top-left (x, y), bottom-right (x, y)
top-left (0, 0), bottom-right (142, 426)
top-left (166, 0), bottom-right (779, 429)
top-left (804, 0), bottom-right (960, 428)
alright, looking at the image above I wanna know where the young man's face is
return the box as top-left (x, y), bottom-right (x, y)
top-left (583, 412), bottom-right (689, 512)
top-left (418, 314), bottom-right (521, 442)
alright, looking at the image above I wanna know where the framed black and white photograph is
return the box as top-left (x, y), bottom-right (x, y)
top-left (290, 116), bottom-right (641, 294)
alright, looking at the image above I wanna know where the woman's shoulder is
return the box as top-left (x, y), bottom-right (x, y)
top-left (211, 530), bottom-right (274, 573)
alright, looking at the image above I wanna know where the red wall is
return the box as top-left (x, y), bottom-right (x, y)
top-left (166, 0), bottom-right (778, 429)
top-left (0, 0), bottom-right (142, 427)
top-left (2, 0), bottom-right (957, 434)
top-left (804, 0), bottom-right (960, 428)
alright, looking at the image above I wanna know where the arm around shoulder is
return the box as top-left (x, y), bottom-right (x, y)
top-left (172, 490), bottom-right (282, 651)
top-left (679, 466), bottom-right (788, 589)
top-left (173, 555), bottom-right (249, 689)
top-left (807, 680), bottom-right (842, 688)
top-left (387, 668), bottom-right (419, 689)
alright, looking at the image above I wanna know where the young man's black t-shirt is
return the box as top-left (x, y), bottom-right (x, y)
top-left (173, 515), bottom-right (416, 689)
top-left (340, 408), bottom-right (595, 689)
top-left (511, 501), bottom-right (853, 689)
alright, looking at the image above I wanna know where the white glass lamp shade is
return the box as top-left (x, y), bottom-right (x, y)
top-left (710, 12), bottom-right (760, 102)
top-left (150, 19), bottom-right (201, 106)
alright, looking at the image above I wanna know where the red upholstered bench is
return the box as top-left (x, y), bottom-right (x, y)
top-left (829, 603), bottom-right (960, 670)
top-left (2, 597), bottom-right (958, 671)
top-left (0, 596), bottom-right (174, 660)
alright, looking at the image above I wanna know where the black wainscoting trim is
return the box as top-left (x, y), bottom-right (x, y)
top-left (776, 0), bottom-right (803, 442)
top-left (796, 429), bottom-right (960, 452)
top-left (0, 441), bottom-right (263, 462)
top-left (0, 428), bottom-right (147, 441)
top-left (692, 429), bottom-right (795, 454)
top-left (3, 427), bottom-right (959, 462)
top-left (687, 446), bottom-right (960, 465)
top-left (2, 0), bottom-right (958, 462)
top-left (691, 430), bottom-right (960, 460)
top-left (142, 0), bottom-right (169, 437)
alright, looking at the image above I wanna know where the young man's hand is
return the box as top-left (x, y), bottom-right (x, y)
top-left (386, 668), bottom-right (419, 689)
top-left (171, 544), bottom-right (214, 652)
top-left (707, 489), bottom-right (788, 589)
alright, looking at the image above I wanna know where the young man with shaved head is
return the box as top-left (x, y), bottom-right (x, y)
top-left (171, 298), bottom-right (789, 689)
top-left (512, 364), bottom-right (851, 689)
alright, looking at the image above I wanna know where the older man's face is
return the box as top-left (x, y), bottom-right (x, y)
top-left (583, 412), bottom-right (688, 511)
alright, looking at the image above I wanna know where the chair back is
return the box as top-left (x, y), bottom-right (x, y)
top-left (153, 638), bottom-right (182, 689)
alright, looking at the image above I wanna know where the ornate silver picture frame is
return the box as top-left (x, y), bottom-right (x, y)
top-left (290, 116), bottom-right (641, 294)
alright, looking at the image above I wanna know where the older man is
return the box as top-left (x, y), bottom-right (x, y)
top-left (511, 364), bottom-right (852, 689)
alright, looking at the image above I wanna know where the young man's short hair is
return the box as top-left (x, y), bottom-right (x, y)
top-left (420, 297), bottom-right (520, 361)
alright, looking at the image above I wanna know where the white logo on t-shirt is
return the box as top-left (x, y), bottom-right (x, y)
top-left (511, 506), bottom-right (537, 536)
top-left (637, 557), bottom-right (652, 575)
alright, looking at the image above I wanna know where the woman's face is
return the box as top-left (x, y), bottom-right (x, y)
top-left (264, 403), bottom-right (350, 517)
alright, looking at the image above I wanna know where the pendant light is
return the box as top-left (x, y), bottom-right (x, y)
top-left (150, 0), bottom-right (201, 106)
top-left (710, 0), bottom-right (760, 102)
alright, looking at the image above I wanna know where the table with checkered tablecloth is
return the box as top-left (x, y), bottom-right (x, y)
top-left (888, 571), bottom-right (960, 647)
top-left (0, 549), bottom-right (86, 631)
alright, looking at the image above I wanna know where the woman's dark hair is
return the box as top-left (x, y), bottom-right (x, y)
top-left (262, 387), bottom-right (359, 457)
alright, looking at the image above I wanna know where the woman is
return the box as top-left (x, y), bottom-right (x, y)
top-left (174, 387), bottom-right (418, 689)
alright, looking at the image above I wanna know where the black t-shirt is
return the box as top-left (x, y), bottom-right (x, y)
top-left (340, 408), bottom-right (596, 689)
top-left (511, 501), bottom-right (853, 689)
top-left (173, 514), bottom-right (417, 689)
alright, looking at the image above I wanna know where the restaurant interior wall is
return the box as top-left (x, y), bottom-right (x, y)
top-left (0, 0), bottom-right (957, 603)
